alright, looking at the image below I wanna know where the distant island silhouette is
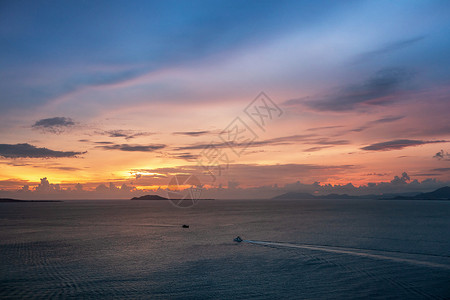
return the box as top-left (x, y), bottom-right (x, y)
top-left (272, 192), bottom-right (371, 200)
top-left (0, 198), bottom-right (63, 203)
top-left (131, 195), bottom-right (168, 200)
top-left (389, 186), bottom-right (450, 200)
top-left (130, 195), bottom-right (215, 200)
top-left (273, 186), bottom-right (450, 201)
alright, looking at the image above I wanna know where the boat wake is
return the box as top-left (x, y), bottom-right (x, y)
top-left (243, 240), bottom-right (450, 270)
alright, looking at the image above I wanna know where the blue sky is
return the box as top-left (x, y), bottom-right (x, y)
top-left (2, 0), bottom-right (448, 113)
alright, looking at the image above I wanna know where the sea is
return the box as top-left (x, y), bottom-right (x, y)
top-left (1, 199), bottom-right (449, 299)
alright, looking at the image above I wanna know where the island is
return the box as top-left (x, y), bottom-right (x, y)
top-left (389, 186), bottom-right (450, 200)
top-left (272, 192), bottom-right (373, 200)
top-left (272, 186), bottom-right (450, 201)
top-left (131, 195), bottom-right (169, 200)
top-left (130, 195), bottom-right (215, 200)
top-left (0, 198), bottom-right (63, 202)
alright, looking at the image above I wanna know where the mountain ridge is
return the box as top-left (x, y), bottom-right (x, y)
top-left (272, 186), bottom-right (450, 200)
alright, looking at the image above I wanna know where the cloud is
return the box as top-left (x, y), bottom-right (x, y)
top-left (33, 117), bottom-right (75, 128)
top-left (174, 134), bottom-right (323, 151)
top-left (369, 115), bottom-right (405, 124)
top-left (0, 161), bottom-right (32, 167)
top-left (354, 36), bottom-right (426, 63)
top-left (345, 115), bottom-right (405, 133)
top-left (94, 141), bottom-right (115, 145)
top-left (433, 150), bottom-right (450, 161)
top-left (32, 117), bottom-right (75, 133)
top-left (0, 143), bottom-right (86, 158)
top-left (365, 172), bottom-right (389, 176)
top-left (434, 150), bottom-right (445, 159)
top-left (285, 68), bottom-right (412, 111)
top-left (100, 130), bottom-right (154, 140)
top-left (348, 115), bottom-right (405, 133)
top-left (172, 153), bottom-right (199, 161)
top-left (45, 166), bottom-right (83, 171)
top-left (174, 140), bottom-right (265, 152)
top-left (350, 126), bottom-right (369, 132)
top-left (130, 163), bottom-right (356, 189)
top-left (431, 167), bottom-right (450, 172)
top-left (390, 171), bottom-right (410, 184)
top-left (361, 139), bottom-right (447, 151)
top-left (306, 116), bottom-right (405, 136)
top-left (173, 131), bottom-right (211, 136)
top-left (0, 161), bottom-right (83, 172)
top-left (95, 182), bottom-right (135, 193)
top-left (1, 170), bottom-right (448, 200)
top-left (35, 177), bottom-right (60, 193)
top-left (307, 138), bottom-right (349, 146)
top-left (306, 125), bottom-right (344, 132)
top-left (303, 146), bottom-right (333, 152)
top-left (412, 173), bottom-right (441, 177)
top-left (173, 134), bottom-right (349, 155)
top-left (97, 143), bottom-right (165, 152)
top-left (0, 179), bottom-right (35, 187)
top-left (155, 151), bottom-right (200, 161)
top-left (0, 176), bottom-right (144, 199)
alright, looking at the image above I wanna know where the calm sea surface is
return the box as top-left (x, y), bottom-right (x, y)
top-left (1, 199), bottom-right (449, 299)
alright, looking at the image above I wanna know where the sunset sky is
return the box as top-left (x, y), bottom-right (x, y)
top-left (1, 0), bottom-right (449, 199)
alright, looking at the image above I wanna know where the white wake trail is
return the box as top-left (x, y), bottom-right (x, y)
top-left (244, 240), bottom-right (450, 270)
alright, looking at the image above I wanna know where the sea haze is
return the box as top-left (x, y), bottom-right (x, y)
top-left (1, 199), bottom-right (449, 299)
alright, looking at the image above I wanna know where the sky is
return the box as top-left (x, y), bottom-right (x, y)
top-left (0, 0), bottom-right (449, 199)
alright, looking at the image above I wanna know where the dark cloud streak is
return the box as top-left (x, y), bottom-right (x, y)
top-left (32, 117), bottom-right (75, 133)
top-left (303, 146), bottom-right (332, 152)
top-left (369, 115), bottom-right (405, 124)
top-left (0, 143), bottom-right (85, 158)
top-left (175, 134), bottom-right (348, 152)
top-left (306, 125), bottom-right (344, 131)
top-left (285, 68), bottom-right (412, 111)
top-left (101, 130), bottom-right (154, 140)
top-left (173, 131), bottom-right (211, 136)
top-left (431, 167), bottom-right (450, 172)
top-left (97, 144), bottom-right (165, 152)
top-left (354, 36), bottom-right (426, 63)
top-left (361, 139), bottom-right (447, 151)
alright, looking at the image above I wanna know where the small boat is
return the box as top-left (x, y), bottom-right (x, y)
top-left (233, 236), bottom-right (243, 243)
top-left (182, 224), bottom-right (189, 228)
